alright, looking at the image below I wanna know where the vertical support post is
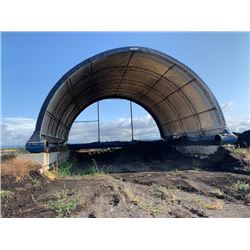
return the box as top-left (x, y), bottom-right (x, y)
top-left (130, 101), bottom-right (134, 141)
top-left (97, 101), bottom-right (100, 142)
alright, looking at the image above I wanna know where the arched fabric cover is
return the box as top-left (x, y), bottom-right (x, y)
top-left (27, 46), bottom-right (228, 147)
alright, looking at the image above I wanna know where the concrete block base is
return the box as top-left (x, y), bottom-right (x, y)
top-left (16, 150), bottom-right (70, 169)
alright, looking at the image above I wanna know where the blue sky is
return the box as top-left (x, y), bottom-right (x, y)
top-left (1, 32), bottom-right (249, 145)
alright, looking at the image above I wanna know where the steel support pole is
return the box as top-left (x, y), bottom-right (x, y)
top-left (97, 101), bottom-right (100, 142)
top-left (130, 101), bottom-right (134, 141)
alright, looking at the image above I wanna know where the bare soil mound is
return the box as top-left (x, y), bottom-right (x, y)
top-left (235, 130), bottom-right (250, 147)
top-left (2, 170), bottom-right (250, 218)
top-left (1, 145), bottom-right (250, 218)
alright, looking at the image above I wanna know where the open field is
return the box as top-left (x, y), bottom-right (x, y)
top-left (1, 145), bottom-right (250, 218)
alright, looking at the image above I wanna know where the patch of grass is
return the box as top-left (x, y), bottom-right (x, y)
top-left (59, 159), bottom-right (106, 177)
top-left (31, 194), bottom-right (37, 203)
top-left (194, 198), bottom-right (202, 204)
top-left (169, 194), bottom-right (177, 203)
top-left (151, 184), bottom-right (180, 203)
top-left (102, 164), bottom-right (121, 174)
top-left (195, 198), bottom-right (223, 210)
top-left (1, 158), bottom-right (40, 180)
top-left (151, 183), bottom-right (166, 200)
top-left (232, 148), bottom-right (250, 164)
top-left (233, 148), bottom-right (248, 156)
top-left (211, 189), bottom-right (224, 198)
top-left (1, 153), bottom-right (16, 162)
top-left (203, 201), bottom-right (223, 210)
top-left (233, 180), bottom-right (250, 192)
top-left (123, 185), bottom-right (140, 205)
top-left (0, 190), bottom-right (14, 199)
top-left (154, 190), bottom-right (164, 199)
top-left (47, 187), bottom-right (80, 217)
top-left (146, 203), bottom-right (164, 215)
top-left (150, 207), bottom-right (164, 215)
top-left (2, 147), bottom-right (27, 153)
top-left (81, 165), bottom-right (104, 175)
top-left (81, 159), bottom-right (105, 176)
top-left (151, 183), bottom-right (162, 189)
top-left (58, 161), bottom-right (73, 176)
top-left (28, 176), bottom-right (40, 187)
top-left (43, 168), bottom-right (59, 180)
top-left (232, 148), bottom-right (250, 169)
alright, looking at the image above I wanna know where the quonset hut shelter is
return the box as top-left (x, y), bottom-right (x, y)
top-left (26, 47), bottom-right (237, 153)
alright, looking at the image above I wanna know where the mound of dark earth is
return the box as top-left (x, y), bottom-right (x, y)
top-left (1, 144), bottom-right (250, 218)
top-left (234, 130), bottom-right (250, 148)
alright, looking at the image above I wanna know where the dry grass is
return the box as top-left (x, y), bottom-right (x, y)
top-left (231, 148), bottom-right (250, 169)
top-left (43, 168), bottom-right (59, 180)
top-left (146, 203), bottom-right (165, 215)
top-left (203, 201), bottom-right (223, 210)
top-left (123, 184), bottom-right (141, 205)
top-left (195, 198), bottom-right (223, 210)
top-left (1, 158), bottom-right (41, 179)
top-left (151, 183), bottom-right (178, 203)
top-left (233, 148), bottom-right (250, 159)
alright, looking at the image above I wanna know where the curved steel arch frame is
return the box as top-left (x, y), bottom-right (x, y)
top-left (26, 46), bottom-right (234, 152)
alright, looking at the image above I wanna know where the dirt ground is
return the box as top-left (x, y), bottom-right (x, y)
top-left (1, 143), bottom-right (250, 218)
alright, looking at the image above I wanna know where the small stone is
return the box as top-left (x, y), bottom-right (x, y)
top-left (88, 212), bottom-right (96, 218)
top-left (112, 194), bottom-right (120, 206)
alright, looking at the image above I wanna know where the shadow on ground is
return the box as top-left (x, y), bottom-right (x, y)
top-left (70, 141), bottom-right (250, 175)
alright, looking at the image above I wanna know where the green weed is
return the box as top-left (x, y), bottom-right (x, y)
top-left (58, 161), bottom-right (73, 176)
top-left (146, 203), bottom-right (164, 215)
top-left (47, 187), bottom-right (79, 217)
top-left (81, 165), bottom-right (104, 175)
top-left (233, 180), bottom-right (250, 192)
top-left (28, 176), bottom-right (40, 187)
top-left (31, 194), bottom-right (37, 203)
top-left (81, 159), bottom-right (105, 176)
top-left (0, 190), bottom-right (14, 199)
top-left (151, 183), bottom-right (166, 200)
top-left (58, 159), bottom-right (105, 177)
top-left (211, 189), bottom-right (224, 198)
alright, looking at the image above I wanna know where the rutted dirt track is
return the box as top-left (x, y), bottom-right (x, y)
top-left (1, 143), bottom-right (250, 218)
top-left (1, 171), bottom-right (250, 218)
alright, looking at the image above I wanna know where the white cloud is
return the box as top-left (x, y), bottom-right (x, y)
top-left (1, 114), bottom-right (249, 147)
top-left (221, 101), bottom-right (235, 112)
top-left (0, 117), bottom-right (36, 146)
top-left (221, 101), bottom-right (250, 132)
top-left (0, 115), bottom-right (161, 146)
top-left (225, 116), bottom-right (250, 133)
top-left (68, 115), bottom-right (161, 143)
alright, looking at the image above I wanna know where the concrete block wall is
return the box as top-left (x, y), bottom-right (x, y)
top-left (16, 150), bottom-right (70, 169)
top-left (17, 153), bottom-right (45, 165)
